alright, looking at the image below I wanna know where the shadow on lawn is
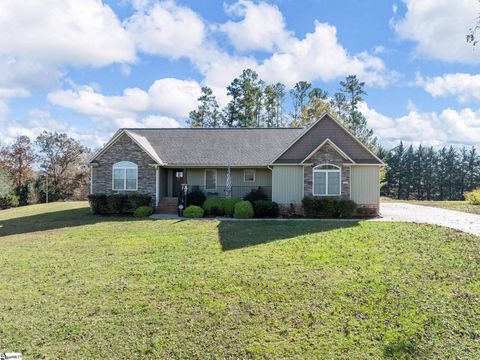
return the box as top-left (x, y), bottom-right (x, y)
top-left (217, 220), bottom-right (360, 251)
top-left (0, 207), bottom-right (127, 237)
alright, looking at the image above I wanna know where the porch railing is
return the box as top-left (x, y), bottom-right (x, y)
top-left (187, 185), bottom-right (272, 200)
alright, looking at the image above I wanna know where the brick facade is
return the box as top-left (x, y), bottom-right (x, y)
top-left (303, 142), bottom-right (350, 198)
top-left (91, 134), bottom-right (157, 205)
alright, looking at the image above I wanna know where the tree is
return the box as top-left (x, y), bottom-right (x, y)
top-left (467, 2), bottom-right (480, 46)
top-left (35, 131), bottom-right (90, 200)
top-left (224, 69), bottom-right (264, 128)
top-left (333, 75), bottom-right (377, 150)
top-left (188, 86), bottom-right (221, 128)
top-left (0, 168), bottom-right (13, 196)
top-left (0, 136), bottom-right (36, 190)
top-left (289, 81), bottom-right (311, 124)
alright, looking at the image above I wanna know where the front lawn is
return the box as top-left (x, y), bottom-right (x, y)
top-left (0, 202), bottom-right (479, 358)
top-left (381, 197), bottom-right (480, 215)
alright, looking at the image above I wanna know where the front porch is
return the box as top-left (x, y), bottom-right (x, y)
top-left (155, 167), bottom-right (273, 213)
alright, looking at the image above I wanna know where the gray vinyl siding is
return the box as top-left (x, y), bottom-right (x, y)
top-left (350, 166), bottom-right (380, 205)
top-left (186, 168), bottom-right (271, 188)
top-left (275, 115), bottom-right (381, 164)
top-left (272, 166), bottom-right (303, 204)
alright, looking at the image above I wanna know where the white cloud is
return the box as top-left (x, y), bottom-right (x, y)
top-left (0, 109), bottom-right (105, 148)
top-left (126, 0), bottom-right (394, 89)
top-left (125, 0), bottom-right (206, 59)
top-left (0, 0), bottom-right (135, 89)
top-left (394, 0), bottom-right (480, 63)
top-left (360, 102), bottom-right (480, 147)
top-left (48, 78), bottom-right (201, 123)
top-left (416, 73), bottom-right (480, 103)
top-left (217, 1), bottom-right (394, 88)
top-left (219, 0), bottom-right (293, 52)
top-left (0, 0), bottom-right (135, 67)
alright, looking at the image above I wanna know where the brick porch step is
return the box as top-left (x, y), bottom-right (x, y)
top-left (156, 197), bottom-right (179, 214)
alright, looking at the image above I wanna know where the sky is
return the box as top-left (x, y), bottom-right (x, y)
top-left (0, 0), bottom-right (480, 149)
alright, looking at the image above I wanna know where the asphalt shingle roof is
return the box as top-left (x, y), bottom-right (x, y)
top-left (125, 128), bottom-right (304, 166)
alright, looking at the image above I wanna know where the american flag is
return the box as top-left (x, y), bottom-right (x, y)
top-left (225, 165), bottom-right (232, 199)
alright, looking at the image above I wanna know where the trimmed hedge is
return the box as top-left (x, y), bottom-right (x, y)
top-left (244, 187), bottom-right (268, 203)
top-left (222, 197), bottom-right (242, 216)
top-left (134, 206), bottom-right (153, 217)
top-left (187, 189), bottom-right (206, 207)
top-left (234, 200), bottom-right (254, 219)
top-left (253, 200), bottom-right (279, 218)
top-left (183, 205), bottom-right (204, 218)
top-left (88, 193), bottom-right (152, 215)
top-left (301, 196), bottom-right (357, 218)
top-left (203, 197), bottom-right (224, 216)
top-left (465, 188), bottom-right (480, 205)
top-left (0, 194), bottom-right (20, 210)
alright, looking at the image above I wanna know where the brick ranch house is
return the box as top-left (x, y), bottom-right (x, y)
top-left (89, 113), bottom-right (384, 215)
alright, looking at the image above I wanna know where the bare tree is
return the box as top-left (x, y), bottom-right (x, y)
top-left (0, 136), bottom-right (36, 190)
top-left (35, 131), bottom-right (90, 200)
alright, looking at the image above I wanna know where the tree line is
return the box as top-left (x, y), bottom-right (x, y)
top-left (188, 69), bottom-right (378, 150)
top-left (0, 132), bottom-right (91, 206)
top-left (381, 142), bottom-right (480, 200)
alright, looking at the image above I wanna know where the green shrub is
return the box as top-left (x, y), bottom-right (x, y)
top-left (301, 196), bottom-right (357, 218)
top-left (128, 193), bottom-right (151, 209)
top-left (203, 197), bottom-right (224, 216)
top-left (108, 194), bottom-right (127, 214)
top-left (465, 187), bottom-right (480, 205)
top-left (183, 205), bottom-right (204, 218)
top-left (134, 206), bottom-right (153, 217)
top-left (337, 199), bottom-right (357, 218)
top-left (187, 189), bottom-right (206, 207)
top-left (222, 197), bottom-right (242, 216)
top-left (244, 187), bottom-right (268, 202)
top-left (0, 194), bottom-right (19, 209)
top-left (234, 200), bottom-right (254, 219)
top-left (88, 194), bottom-right (108, 214)
top-left (253, 200), bottom-right (279, 218)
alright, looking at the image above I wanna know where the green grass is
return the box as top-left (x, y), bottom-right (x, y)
top-left (0, 202), bottom-right (479, 359)
top-left (381, 197), bottom-right (480, 215)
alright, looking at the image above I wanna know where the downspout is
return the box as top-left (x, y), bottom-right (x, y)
top-left (155, 166), bottom-right (160, 207)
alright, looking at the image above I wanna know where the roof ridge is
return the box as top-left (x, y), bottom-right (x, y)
top-left (124, 127), bottom-right (303, 130)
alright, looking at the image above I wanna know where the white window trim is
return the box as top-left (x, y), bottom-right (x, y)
top-left (112, 162), bottom-right (138, 191)
top-left (243, 169), bottom-right (255, 182)
top-left (312, 164), bottom-right (341, 196)
top-left (204, 169), bottom-right (217, 191)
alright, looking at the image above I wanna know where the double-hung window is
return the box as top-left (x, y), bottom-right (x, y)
top-left (313, 164), bottom-right (341, 196)
top-left (244, 169), bottom-right (255, 182)
top-left (112, 161), bottom-right (138, 191)
top-left (205, 169), bottom-right (217, 191)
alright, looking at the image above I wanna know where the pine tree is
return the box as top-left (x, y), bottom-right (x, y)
top-left (188, 86), bottom-right (221, 128)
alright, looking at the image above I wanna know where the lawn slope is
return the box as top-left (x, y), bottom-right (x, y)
top-left (0, 203), bottom-right (479, 359)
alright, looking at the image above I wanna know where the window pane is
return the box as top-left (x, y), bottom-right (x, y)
top-left (113, 169), bottom-right (124, 190)
top-left (327, 172), bottom-right (340, 195)
top-left (313, 171), bottom-right (326, 195)
top-left (206, 170), bottom-right (216, 189)
top-left (126, 169), bottom-right (137, 190)
top-left (244, 170), bottom-right (254, 182)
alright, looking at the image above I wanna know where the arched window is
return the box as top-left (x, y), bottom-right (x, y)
top-left (313, 164), bottom-right (341, 196)
top-left (112, 161), bottom-right (138, 191)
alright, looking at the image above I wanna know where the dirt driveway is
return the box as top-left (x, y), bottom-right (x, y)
top-left (375, 203), bottom-right (480, 236)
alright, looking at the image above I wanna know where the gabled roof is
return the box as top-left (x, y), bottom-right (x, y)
top-left (91, 128), bottom-right (303, 166)
top-left (272, 113), bottom-right (384, 165)
top-left (90, 112), bottom-right (383, 167)
top-left (301, 138), bottom-right (354, 164)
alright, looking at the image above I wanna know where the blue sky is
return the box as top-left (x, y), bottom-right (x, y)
top-left (0, 0), bottom-right (479, 149)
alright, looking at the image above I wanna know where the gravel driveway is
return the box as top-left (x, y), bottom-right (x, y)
top-left (375, 203), bottom-right (480, 236)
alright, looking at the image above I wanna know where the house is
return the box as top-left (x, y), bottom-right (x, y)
top-left (89, 113), bottom-right (384, 215)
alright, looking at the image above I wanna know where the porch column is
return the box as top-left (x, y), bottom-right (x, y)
top-left (155, 166), bottom-right (160, 207)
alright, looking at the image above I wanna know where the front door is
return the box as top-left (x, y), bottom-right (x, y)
top-left (172, 169), bottom-right (185, 197)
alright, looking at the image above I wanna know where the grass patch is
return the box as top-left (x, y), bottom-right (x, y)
top-left (381, 197), bottom-right (480, 215)
top-left (0, 202), bottom-right (479, 358)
